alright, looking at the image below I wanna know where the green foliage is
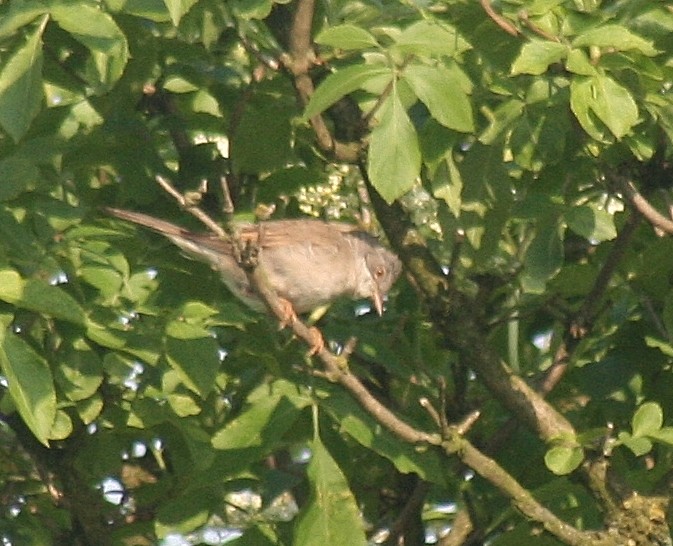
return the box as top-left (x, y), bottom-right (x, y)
top-left (0, 0), bottom-right (673, 544)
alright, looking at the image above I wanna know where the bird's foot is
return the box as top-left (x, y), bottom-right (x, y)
top-left (306, 327), bottom-right (325, 356)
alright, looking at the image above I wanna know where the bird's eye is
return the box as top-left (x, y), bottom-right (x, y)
top-left (375, 266), bottom-right (385, 278)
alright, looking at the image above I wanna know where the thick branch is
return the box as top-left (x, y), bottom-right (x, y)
top-left (282, 0), bottom-right (360, 162)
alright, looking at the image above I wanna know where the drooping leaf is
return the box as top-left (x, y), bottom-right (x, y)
top-left (165, 321), bottom-right (221, 397)
top-left (0, 330), bottom-right (56, 446)
top-left (521, 217), bottom-right (564, 293)
top-left (0, 16), bottom-right (46, 142)
top-left (367, 90), bottom-right (421, 203)
top-left (293, 436), bottom-right (367, 546)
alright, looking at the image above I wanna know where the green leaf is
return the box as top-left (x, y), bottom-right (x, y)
top-left (303, 64), bottom-right (391, 120)
top-left (155, 489), bottom-right (211, 538)
top-left (0, 0), bottom-right (48, 39)
top-left (403, 63), bottom-right (474, 132)
top-left (510, 104), bottom-right (570, 171)
top-left (0, 16), bottom-right (46, 142)
top-left (211, 380), bottom-right (310, 450)
top-left (521, 217), bottom-right (564, 293)
top-left (322, 390), bottom-right (446, 483)
top-left (230, 0), bottom-right (273, 19)
top-left (0, 331), bottom-right (56, 446)
top-left (564, 205), bottom-right (617, 242)
top-left (544, 445), bottom-right (584, 475)
top-left (393, 20), bottom-right (471, 57)
top-left (315, 25), bottom-right (379, 50)
top-left (565, 48), bottom-right (597, 76)
top-left (649, 427), bottom-right (673, 446)
top-left (572, 24), bottom-right (659, 56)
top-left (50, 2), bottom-right (129, 91)
top-left (570, 74), bottom-right (639, 139)
top-left (0, 157), bottom-right (36, 200)
top-left (233, 93), bottom-right (295, 173)
top-left (165, 321), bottom-right (221, 398)
top-left (479, 99), bottom-right (525, 145)
top-left (0, 269), bottom-right (86, 325)
top-left (431, 156), bottom-right (463, 217)
top-left (162, 0), bottom-right (199, 26)
top-left (511, 40), bottom-right (568, 75)
top-left (367, 90), bottom-right (421, 203)
top-left (632, 401), bottom-right (663, 437)
top-left (293, 436), bottom-right (367, 546)
top-left (618, 432), bottom-right (653, 457)
top-left (54, 338), bottom-right (103, 402)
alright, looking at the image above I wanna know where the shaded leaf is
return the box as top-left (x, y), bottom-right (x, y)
top-left (565, 205), bottom-right (617, 242)
top-left (211, 379), bottom-right (310, 450)
top-left (165, 321), bottom-right (220, 397)
top-left (521, 217), bottom-right (564, 293)
top-left (304, 64), bottom-right (391, 120)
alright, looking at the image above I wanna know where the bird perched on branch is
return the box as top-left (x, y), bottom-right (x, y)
top-left (104, 207), bottom-right (402, 319)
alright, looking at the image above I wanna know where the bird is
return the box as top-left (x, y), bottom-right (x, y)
top-left (104, 207), bottom-right (402, 319)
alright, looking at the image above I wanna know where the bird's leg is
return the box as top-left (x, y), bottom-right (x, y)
top-left (277, 297), bottom-right (324, 355)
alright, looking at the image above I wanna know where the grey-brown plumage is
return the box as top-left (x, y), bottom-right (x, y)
top-left (104, 208), bottom-right (402, 315)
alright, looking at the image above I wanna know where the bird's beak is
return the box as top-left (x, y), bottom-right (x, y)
top-left (371, 288), bottom-right (384, 316)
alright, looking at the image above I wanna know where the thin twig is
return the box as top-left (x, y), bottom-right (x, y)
top-left (616, 176), bottom-right (673, 234)
top-left (154, 175), bottom-right (226, 237)
top-left (480, 0), bottom-right (520, 37)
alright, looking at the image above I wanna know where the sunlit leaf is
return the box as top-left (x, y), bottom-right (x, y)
top-left (0, 331), bottom-right (56, 446)
top-left (304, 64), bottom-right (391, 120)
top-left (544, 445), bottom-right (584, 475)
top-left (511, 40), bottom-right (568, 75)
top-left (367, 90), bottom-right (421, 203)
top-left (403, 63), bottom-right (474, 132)
top-left (316, 25), bottom-right (379, 50)
top-left (632, 401), bottom-right (663, 437)
top-left (293, 436), bottom-right (367, 546)
top-left (0, 16), bottom-right (46, 141)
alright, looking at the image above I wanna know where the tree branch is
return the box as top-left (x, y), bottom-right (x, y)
top-left (616, 176), bottom-right (673, 235)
